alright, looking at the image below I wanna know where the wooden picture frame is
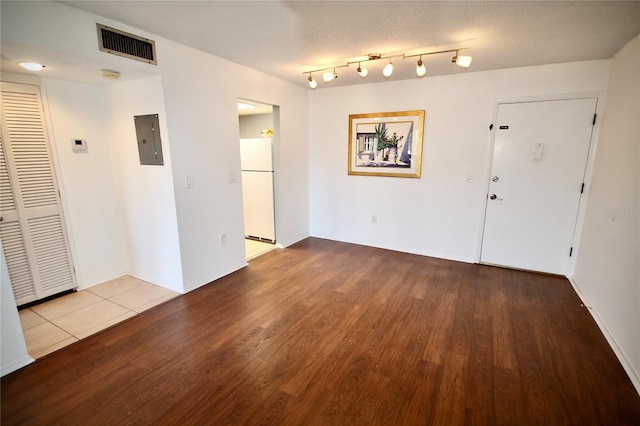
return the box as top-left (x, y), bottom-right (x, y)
top-left (348, 110), bottom-right (424, 178)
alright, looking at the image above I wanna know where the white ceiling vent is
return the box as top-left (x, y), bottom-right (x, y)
top-left (97, 24), bottom-right (157, 65)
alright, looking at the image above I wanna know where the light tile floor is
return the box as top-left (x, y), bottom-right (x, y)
top-left (245, 238), bottom-right (276, 260)
top-left (19, 276), bottom-right (179, 359)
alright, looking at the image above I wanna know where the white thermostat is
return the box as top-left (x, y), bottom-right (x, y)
top-left (71, 139), bottom-right (88, 152)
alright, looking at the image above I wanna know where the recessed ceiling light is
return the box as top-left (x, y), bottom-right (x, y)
top-left (18, 62), bottom-right (44, 72)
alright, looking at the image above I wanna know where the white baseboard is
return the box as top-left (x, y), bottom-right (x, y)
top-left (309, 234), bottom-right (475, 264)
top-left (183, 262), bottom-right (247, 294)
top-left (75, 270), bottom-right (129, 291)
top-left (276, 234), bottom-right (309, 249)
top-left (1, 355), bottom-right (34, 377)
top-left (568, 276), bottom-right (640, 396)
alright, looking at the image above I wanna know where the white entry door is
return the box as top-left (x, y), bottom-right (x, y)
top-left (481, 98), bottom-right (597, 275)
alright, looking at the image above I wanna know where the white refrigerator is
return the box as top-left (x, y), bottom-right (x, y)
top-left (240, 138), bottom-right (275, 242)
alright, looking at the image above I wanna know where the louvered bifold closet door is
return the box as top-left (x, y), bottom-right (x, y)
top-left (0, 82), bottom-right (76, 305)
top-left (0, 129), bottom-right (36, 303)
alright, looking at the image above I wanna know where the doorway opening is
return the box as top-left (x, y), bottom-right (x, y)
top-left (237, 99), bottom-right (278, 261)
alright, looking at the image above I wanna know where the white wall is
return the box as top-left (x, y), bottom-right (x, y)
top-left (1, 242), bottom-right (33, 376)
top-left (159, 42), bottom-right (310, 291)
top-left (42, 78), bottom-right (129, 288)
top-left (572, 35), bottom-right (640, 391)
top-left (309, 61), bottom-right (611, 261)
top-left (105, 77), bottom-right (184, 292)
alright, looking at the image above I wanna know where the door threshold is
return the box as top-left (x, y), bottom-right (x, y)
top-left (479, 262), bottom-right (566, 278)
top-left (18, 288), bottom-right (77, 310)
top-left (246, 235), bottom-right (275, 244)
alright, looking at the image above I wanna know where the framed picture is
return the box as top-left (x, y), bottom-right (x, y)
top-left (348, 110), bottom-right (425, 178)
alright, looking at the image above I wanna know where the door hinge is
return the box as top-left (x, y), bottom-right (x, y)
top-left (489, 124), bottom-right (494, 131)
top-left (592, 113), bottom-right (597, 125)
top-left (580, 183), bottom-right (585, 194)
top-left (569, 247), bottom-right (573, 257)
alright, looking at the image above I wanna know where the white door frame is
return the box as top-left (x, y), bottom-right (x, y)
top-left (474, 92), bottom-right (606, 276)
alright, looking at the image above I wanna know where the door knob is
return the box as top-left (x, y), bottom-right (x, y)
top-left (489, 194), bottom-right (497, 200)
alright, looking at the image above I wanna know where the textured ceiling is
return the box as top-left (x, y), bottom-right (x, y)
top-left (15, 1), bottom-right (640, 88)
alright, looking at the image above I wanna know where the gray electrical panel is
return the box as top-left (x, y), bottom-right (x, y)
top-left (134, 114), bottom-right (164, 166)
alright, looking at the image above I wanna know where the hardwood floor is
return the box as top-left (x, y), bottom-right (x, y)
top-left (2, 238), bottom-right (639, 424)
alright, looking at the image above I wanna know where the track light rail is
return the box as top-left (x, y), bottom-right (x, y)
top-left (303, 47), bottom-right (472, 88)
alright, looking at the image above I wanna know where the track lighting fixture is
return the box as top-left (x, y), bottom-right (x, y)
top-left (308, 74), bottom-right (317, 89)
top-left (357, 63), bottom-right (368, 78)
top-left (382, 60), bottom-right (394, 78)
top-left (416, 56), bottom-right (426, 77)
top-left (302, 47), bottom-right (472, 88)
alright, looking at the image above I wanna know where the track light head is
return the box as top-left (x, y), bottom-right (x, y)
top-left (416, 57), bottom-right (426, 77)
top-left (357, 63), bottom-right (368, 78)
top-left (452, 52), bottom-right (472, 68)
top-left (308, 75), bottom-right (317, 89)
top-left (322, 69), bottom-right (338, 82)
top-left (382, 61), bottom-right (393, 78)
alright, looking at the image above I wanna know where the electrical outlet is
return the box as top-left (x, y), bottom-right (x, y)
top-left (371, 215), bottom-right (377, 224)
top-left (220, 233), bottom-right (227, 245)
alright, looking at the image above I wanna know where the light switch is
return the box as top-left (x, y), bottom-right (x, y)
top-left (228, 172), bottom-right (239, 183)
top-left (533, 143), bottom-right (544, 160)
top-left (185, 175), bottom-right (194, 189)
